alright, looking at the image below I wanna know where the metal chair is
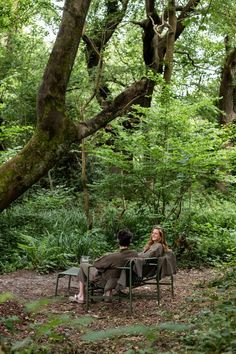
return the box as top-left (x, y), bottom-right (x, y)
top-left (85, 257), bottom-right (175, 314)
top-left (120, 257), bottom-right (174, 314)
top-left (55, 266), bottom-right (80, 296)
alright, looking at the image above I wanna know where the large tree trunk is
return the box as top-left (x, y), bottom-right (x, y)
top-left (219, 37), bottom-right (236, 124)
top-left (0, 128), bottom-right (73, 211)
top-left (0, 0), bottom-right (91, 211)
top-left (217, 38), bottom-right (236, 191)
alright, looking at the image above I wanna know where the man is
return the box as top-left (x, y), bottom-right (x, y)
top-left (69, 229), bottom-right (137, 303)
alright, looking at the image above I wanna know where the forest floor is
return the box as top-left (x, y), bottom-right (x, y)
top-left (0, 267), bottom-right (223, 353)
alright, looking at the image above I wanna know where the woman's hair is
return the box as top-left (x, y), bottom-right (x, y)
top-left (144, 225), bottom-right (169, 253)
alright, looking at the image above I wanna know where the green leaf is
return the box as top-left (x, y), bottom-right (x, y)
top-left (81, 325), bottom-right (150, 342)
top-left (11, 337), bottom-right (33, 351)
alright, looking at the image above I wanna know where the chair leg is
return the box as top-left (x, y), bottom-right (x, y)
top-left (86, 267), bottom-right (90, 311)
top-left (171, 275), bottom-right (174, 297)
top-left (86, 289), bottom-right (89, 311)
top-left (118, 291), bottom-right (121, 302)
top-left (157, 269), bottom-right (160, 306)
top-left (68, 275), bottom-right (72, 293)
top-left (129, 267), bottom-right (133, 315)
top-left (55, 275), bottom-right (60, 296)
top-left (129, 293), bottom-right (132, 314)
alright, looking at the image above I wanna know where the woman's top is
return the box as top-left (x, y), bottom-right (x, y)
top-left (138, 242), bottom-right (164, 258)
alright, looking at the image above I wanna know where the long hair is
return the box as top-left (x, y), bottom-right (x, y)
top-left (144, 226), bottom-right (169, 253)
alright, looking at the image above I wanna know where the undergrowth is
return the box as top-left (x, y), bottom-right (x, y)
top-left (1, 188), bottom-right (236, 273)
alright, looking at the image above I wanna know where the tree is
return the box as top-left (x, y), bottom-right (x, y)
top-left (218, 39), bottom-right (236, 124)
top-left (0, 0), bottom-right (203, 212)
top-left (204, 0), bottom-right (236, 124)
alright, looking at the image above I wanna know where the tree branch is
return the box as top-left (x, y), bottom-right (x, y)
top-left (175, 0), bottom-right (201, 40)
top-left (77, 78), bottom-right (150, 139)
top-left (82, 0), bottom-right (129, 107)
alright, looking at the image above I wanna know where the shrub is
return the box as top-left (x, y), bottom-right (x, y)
top-left (183, 268), bottom-right (236, 353)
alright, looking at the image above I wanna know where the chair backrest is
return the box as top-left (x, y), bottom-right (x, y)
top-left (116, 253), bottom-right (176, 290)
top-left (141, 257), bottom-right (159, 279)
top-left (124, 257), bottom-right (159, 286)
top-left (158, 251), bottom-right (177, 278)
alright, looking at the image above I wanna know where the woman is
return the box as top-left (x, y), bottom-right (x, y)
top-left (116, 226), bottom-right (173, 291)
top-left (138, 226), bottom-right (169, 258)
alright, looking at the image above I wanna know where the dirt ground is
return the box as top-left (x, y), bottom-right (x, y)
top-left (0, 267), bottom-right (222, 353)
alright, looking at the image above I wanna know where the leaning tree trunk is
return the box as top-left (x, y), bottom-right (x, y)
top-left (0, 0), bottom-right (91, 211)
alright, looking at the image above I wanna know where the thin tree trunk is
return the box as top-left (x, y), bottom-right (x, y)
top-left (0, 0), bottom-right (92, 211)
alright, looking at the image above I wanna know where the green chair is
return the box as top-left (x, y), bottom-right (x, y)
top-left (85, 256), bottom-right (175, 314)
top-left (55, 266), bottom-right (80, 296)
top-left (118, 257), bottom-right (175, 314)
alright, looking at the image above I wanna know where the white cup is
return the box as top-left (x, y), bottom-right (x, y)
top-left (80, 256), bottom-right (90, 263)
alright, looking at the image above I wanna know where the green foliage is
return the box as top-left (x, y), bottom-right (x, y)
top-left (83, 91), bottom-right (236, 266)
top-left (82, 322), bottom-right (193, 343)
top-left (0, 188), bottom-right (111, 273)
top-left (0, 296), bottom-right (94, 354)
top-left (209, 265), bottom-right (236, 288)
top-left (93, 201), bottom-right (154, 248)
top-left (24, 298), bottom-right (58, 313)
top-left (1, 185), bottom-right (236, 272)
top-left (170, 196), bottom-right (236, 266)
top-left (16, 227), bottom-right (110, 273)
top-left (17, 233), bottom-right (74, 272)
top-left (0, 315), bottom-right (20, 333)
top-left (183, 268), bottom-right (236, 353)
top-left (91, 93), bottom-right (235, 220)
top-left (0, 292), bottom-right (14, 304)
top-left (0, 0), bottom-right (57, 157)
top-left (0, 125), bottom-right (33, 163)
top-left (1, 1), bottom-right (236, 352)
